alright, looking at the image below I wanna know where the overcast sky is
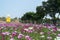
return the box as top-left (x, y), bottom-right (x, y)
top-left (0, 0), bottom-right (47, 18)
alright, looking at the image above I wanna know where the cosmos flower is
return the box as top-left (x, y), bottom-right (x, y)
top-left (28, 27), bottom-right (33, 30)
top-left (52, 27), bottom-right (57, 32)
top-left (2, 32), bottom-right (10, 35)
top-left (40, 35), bottom-right (45, 38)
top-left (40, 32), bottom-right (44, 35)
top-left (10, 38), bottom-right (14, 40)
top-left (18, 34), bottom-right (24, 39)
top-left (58, 34), bottom-right (60, 37)
top-left (47, 32), bottom-right (51, 34)
top-left (25, 35), bottom-right (32, 40)
top-left (24, 28), bottom-right (29, 32)
top-left (12, 31), bottom-right (17, 37)
top-left (56, 36), bottom-right (60, 40)
top-left (47, 36), bottom-right (52, 40)
top-left (57, 28), bottom-right (60, 31)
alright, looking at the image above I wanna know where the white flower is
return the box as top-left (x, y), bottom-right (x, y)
top-left (1, 27), bottom-right (4, 29)
top-left (55, 36), bottom-right (60, 40)
top-left (57, 28), bottom-right (60, 31)
top-left (28, 27), bottom-right (33, 30)
top-left (56, 36), bottom-right (60, 39)
top-left (5, 32), bottom-right (10, 35)
top-left (40, 32), bottom-right (44, 35)
top-left (40, 35), bottom-right (45, 38)
top-left (47, 36), bottom-right (52, 39)
top-left (50, 29), bottom-right (53, 32)
top-left (15, 31), bottom-right (17, 33)
top-left (52, 33), bottom-right (56, 35)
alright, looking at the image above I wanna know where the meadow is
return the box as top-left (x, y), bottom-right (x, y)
top-left (0, 22), bottom-right (60, 40)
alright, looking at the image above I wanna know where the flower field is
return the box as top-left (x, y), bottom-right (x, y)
top-left (0, 22), bottom-right (60, 40)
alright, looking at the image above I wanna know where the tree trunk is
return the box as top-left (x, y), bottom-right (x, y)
top-left (52, 17), bottom-right (56, 26)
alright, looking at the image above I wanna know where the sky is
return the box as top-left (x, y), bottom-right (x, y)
top-left (0, 0), bottom-right (47, 18)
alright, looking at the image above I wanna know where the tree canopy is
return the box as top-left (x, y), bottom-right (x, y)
top-left (21, 0), bottom-right (60, 24)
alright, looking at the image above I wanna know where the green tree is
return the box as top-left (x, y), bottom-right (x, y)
top-left (36, 6), bottom-right (47, 23)
top-left (42, 0), bottom-right (60, 25)
top-left (21, 12), bottom-right (35, 23)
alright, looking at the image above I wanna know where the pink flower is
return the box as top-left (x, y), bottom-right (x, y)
top-left (52, 27), bottom-right (57, 32)
top-left (47, 26), bottom-right (51, 29)
top-left (2, 32), bottom-right (6, 35)
top-left (24, 28), bottom-right (29, 32)
top-left (12, 31), bottom-right (17, 37)
top-left (10, 38), bottom-right (14, 40)
top-left (25, 35), bottom-right (32, 40)
top-left (47, 32), bottom-right (51, 34)
top-left (2, 32), bottom-right (10, 35)
top-left (27, 29), bottom-right (34, 33)
top-left (18, 34), bottom-right (24, 39)
top-left (58, 34), bottom-right (60, 37)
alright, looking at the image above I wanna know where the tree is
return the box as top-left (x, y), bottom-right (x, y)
top-left (42, 0), bottom-right (60, 25)
top-left (21, 12), bottom-right (35, 23)
top-left (21, 0), bottom-right (60, 24)
top-left (36, 6), bottom-right (47, 23)
top-left (35, 0), bottom-right (60, 25)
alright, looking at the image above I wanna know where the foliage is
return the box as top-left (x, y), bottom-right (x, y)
top-left (21, 12), bottom-right (35, 20)
top-left (42, 0), bottom-right (60, 25)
